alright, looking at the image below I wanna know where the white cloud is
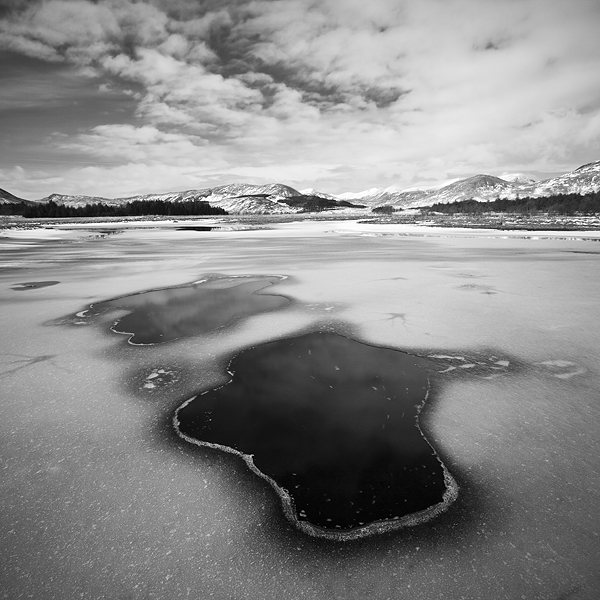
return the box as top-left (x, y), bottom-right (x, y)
top-left (2, 0), bottom-right (600, 196)
top-left (56, 124), bottom-right (212, 165)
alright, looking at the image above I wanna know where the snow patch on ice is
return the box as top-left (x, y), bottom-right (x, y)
top-left (535, 360), bottom-right (586, 379)
top-left (141, 368), bottom-right (179, 391)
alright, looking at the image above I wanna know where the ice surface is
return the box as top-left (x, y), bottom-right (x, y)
top-left (1, 220), bottom-right (599, 599)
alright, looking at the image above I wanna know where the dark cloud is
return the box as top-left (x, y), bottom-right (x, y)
top-left (0, 0), bottom-right (34, 19)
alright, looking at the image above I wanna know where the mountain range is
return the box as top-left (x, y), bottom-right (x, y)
top-left (334, 160), bottom-right (600, 209)
top-left (2, 160), bottom-right (600, 214)
top-left (39, 183), bottom-right (303, 215)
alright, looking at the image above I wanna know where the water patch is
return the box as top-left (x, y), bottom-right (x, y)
top-left (175, 226), bottom-right (217, 232)
top-left (76, 275), bottom-right (289, 344)
top-left (174, 332), bottom-right (457, 540)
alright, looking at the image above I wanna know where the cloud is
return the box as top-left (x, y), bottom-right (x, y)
top-left (2, 0), bottom-right (600, 196)
top-left (55, 124), bottom-right (211, 165)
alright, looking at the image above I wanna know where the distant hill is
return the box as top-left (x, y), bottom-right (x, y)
top-left (37, 183), bottom-right (303, 215)
top-left (29, 183), bottom-right (364, 215)
top-left (299, 188), bottom-right (340, 201)
top-left (342, 160), bottom-right (600, 209)
top-left (0, 187), bottom-right (29, 204)
top-left (0, 187), bottom-right (34, 214)
top-left (500, 173), bottom-right (537, 184)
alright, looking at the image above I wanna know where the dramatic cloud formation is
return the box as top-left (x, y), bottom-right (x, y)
top-left (1, 0), bottom-right (600, 197)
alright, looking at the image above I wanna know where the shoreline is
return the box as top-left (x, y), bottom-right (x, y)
top-left (2, 210), bottom-right (600, 233)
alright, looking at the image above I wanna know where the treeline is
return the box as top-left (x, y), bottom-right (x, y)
top-left (280, 195), bottom-right (365, 212)
top-left (371, 205), bottom-right (397, 214)
top-left (0, 202), bottom-right (29, 215)
top-left (429, 190), bottom-right (600, 215)
top-left (21, 199), bottom-right (228, 218)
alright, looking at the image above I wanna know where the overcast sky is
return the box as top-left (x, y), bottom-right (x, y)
top-left (1, 0), bottom-right (600, 199)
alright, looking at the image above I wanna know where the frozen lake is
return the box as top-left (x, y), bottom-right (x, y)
top-left (1, 219), bottom-right (599, 599)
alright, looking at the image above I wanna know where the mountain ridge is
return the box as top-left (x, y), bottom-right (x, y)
top-left (3, 160), bottom-right (600, 214)
top-left (347, 160), bottom-right (600, 209)
top-left (0, 187), bottom-right (29, 204)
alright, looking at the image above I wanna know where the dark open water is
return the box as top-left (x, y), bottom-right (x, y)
top-left (87, 277), bottom-right (449, 533)
top-left (176, 332), bottom-right (447, 531)
top-left (88, 277), bottom-right (288, 343)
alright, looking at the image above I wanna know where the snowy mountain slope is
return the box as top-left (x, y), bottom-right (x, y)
top-left (347, 175), bottom-right (520, 208)
top-left (201, 195), bottom-right (296, 214)
top-left (336, 187), bottom-right (426, 208)
top-left (0, 187), bottom-right (29, 204)
top-left (196, 183), bottom-right (301, 213)
top-left (37, 183), bottom-right (303, 214)
top-left (425, 174), bottom-right (517, 205)
top-left (204, 183), bottom-right (300, 200)
top-left (500, 173), bottom-right (537, 184)
top-left (335, 188), bottom-right (382, 201)
top-left (518, 160), bottom-right (600, 198)
top-left (339, 161), bottom-right (600, 209)
top-left (299, 188), bottom-right (340, 201)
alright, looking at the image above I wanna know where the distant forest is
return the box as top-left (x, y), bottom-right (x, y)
top-left (429, 190), bottom-right (600, 215)
top-left (280, 195), bottom-right (365, 211)
top-left (13, 199), bottom-right (228, 218)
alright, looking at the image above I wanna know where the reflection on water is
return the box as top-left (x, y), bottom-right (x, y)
top-left (89, 276), bottom-right (289, 344)
top-left (176, 332), bottom-right (454, 536)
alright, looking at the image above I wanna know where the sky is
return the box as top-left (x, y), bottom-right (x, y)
top-left (1, 0), bottom-right (600, 199)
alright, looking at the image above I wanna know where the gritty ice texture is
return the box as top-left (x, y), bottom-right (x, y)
top-left (1, 220), bottom-right (599, 599)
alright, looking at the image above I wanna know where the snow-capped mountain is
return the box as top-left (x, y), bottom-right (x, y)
top-left (518, 160), bottom-right (600, 198)
top-left (499, 173), bottom-right (537, 185)
top-left (337, 187), bottom-right (389, 201)
top-left (39, 183), bottom-right (303, 214)
top-left (299, 188), bottom-right (339, 201)
top-left (35, 182), bottom-right (368, 214)
top-left (337, 186), bottom-right (421, 207)
top-left (6, 159), bottom-right (600, 215)
top-left (338, 175), bottom-right (518, 208)
top-left (347, 178), bottom-right (507, 209)
top-left (201, 194), bottom-right (295, 215)
top-left (201, 183), bottom-right (299, 201)
top-left (199, 183), bottom-right (300, 214)
top-left (340, 160), bottom-right (600, 209)
top-left (424, 174), bottom-right (516, 205)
